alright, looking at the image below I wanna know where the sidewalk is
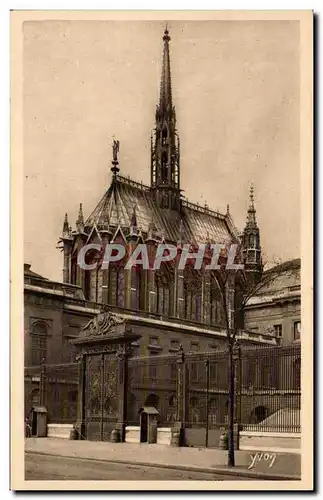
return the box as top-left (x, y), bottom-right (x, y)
top-left (25, 438), bottom-right (301, 480)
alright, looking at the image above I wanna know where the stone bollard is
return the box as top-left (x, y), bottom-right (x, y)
top-left (147, 420), bottom-right (158, 444)
top-left (171, 430), bottom-right (180, 447)
top-left (110, 429), bottom-right (120, 443)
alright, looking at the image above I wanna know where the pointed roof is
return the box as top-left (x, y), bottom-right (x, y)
top-left (159, 28), bottom-right (173, 114)
top-left (62, 213), bottom-right (69, 235)
top-left (84, 175), bottom-right (237, 245)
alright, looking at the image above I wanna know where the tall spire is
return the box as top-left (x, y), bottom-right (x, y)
top-left (159, 27), bottom-right (173, 113)
top-left (151, 27), bottom-right (180, 211)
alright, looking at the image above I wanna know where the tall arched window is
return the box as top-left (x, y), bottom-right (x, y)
top-left (132, 268), bottom-right (144, 310)
top-left (31, 321), bottom-right (48, 366)
top-left (109, 265), bottom-right (125, 307)
top-left (210, 277), bottom-right (222, 326)
top-left (184, 269), bottom-right (202, 322)
top-left (156, 272), bottom-right (170, 316)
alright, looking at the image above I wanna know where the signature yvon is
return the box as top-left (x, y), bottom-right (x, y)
top-left (248, 452), bottom-right (277, 470)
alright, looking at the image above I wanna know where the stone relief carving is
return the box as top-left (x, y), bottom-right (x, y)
top-left (81, 311), bottom-right (125, 337)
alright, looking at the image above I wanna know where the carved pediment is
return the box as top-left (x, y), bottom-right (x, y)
top-left (72, 310), bottom-right (141, 351)
top-left (81, 311), bottom-right (125, 338)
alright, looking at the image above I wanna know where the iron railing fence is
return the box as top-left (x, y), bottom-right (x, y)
top-left (25, 362), bottom-right (79, 424)
top-left (238, 344), bottom-right (301, 433)
top-left (24, 343), bottom-right (301, 433)
top-left (128, 353), bottom-right (179, 426)
top-left (126, 344), bottom-right (301, 433)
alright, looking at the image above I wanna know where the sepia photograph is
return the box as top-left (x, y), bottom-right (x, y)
top-left (10, 10), bottom-right (313, 491)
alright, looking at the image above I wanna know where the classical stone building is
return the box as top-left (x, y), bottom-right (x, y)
top-left (244, 258), bottom-right (301, 345)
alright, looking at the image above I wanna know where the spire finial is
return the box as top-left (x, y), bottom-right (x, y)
top-left (111, 138), bottom-right (120, 177)
top-left (226, 204), bottom-right (230, 215)
top-left (76, 203), bottom-right (85, 232)
top-left (246, 183), bottom-right (257, 227)
top-left (62, 213), bottom-right (69, 236)
top-left (163, 23), bottom-right (170, 42)
top-left (249, 183), bottom-right (254, 207)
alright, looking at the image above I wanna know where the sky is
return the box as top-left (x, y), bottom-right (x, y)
top-left (23, 20), bottom-right (300, 281)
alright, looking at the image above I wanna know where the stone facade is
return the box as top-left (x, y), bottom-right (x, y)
top-left (244, 259), bottom-right (301, 345)
top-left (24, 264), bottom-right (277, 372)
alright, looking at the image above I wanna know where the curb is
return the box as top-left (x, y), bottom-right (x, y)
top-left (25, 450), bottom-right (300, 481)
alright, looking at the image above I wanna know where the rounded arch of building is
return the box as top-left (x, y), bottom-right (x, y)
top-left (249, 405), bottom-right (270, 424)
top-left (144, 393), bottom-right (159, 408)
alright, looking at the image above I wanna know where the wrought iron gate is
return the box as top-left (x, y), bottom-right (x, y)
top-left (84, 352), bottom-right (119, 441)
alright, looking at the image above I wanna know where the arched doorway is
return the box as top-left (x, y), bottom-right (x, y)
top-left (249, 405), bottom-right (269, 424)
top-left (144, 393), bottom-right (159, 408)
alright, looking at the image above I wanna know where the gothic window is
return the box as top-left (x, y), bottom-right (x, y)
top-left (132, 269), bottom-right (141, 310)
top-left (156, 271), bottom-right (171, 316)
top-left (184, 269), bottom-right (202, 322)
top-left (31, 321), bottom-right (48, 366)
top-left (109, 266), bottom-right (125, 307)
top-left (210, 280), bottom-right (222, 326)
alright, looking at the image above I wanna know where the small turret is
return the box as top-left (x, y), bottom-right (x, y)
top-left (242, 184), bottom-right (262, 283)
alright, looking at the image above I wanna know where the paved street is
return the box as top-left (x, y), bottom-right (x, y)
top-left (25, 453), bottom-right (255, 481)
